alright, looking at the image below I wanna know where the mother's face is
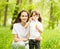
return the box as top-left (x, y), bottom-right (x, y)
top-left (20, 12), bottom-right (28, 23)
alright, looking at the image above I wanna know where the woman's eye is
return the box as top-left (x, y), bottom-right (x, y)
top-left (21, 15), bottom-right (27, 17)
top-left (25, 15), bottom-right (28, 17)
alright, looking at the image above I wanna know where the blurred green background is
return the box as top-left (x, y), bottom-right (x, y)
top-left (0, 0), bottom-right (60, 49)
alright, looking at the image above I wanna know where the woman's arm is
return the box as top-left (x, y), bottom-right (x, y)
top-left (22, 32), bottom-right (30, 42)
top-left (26, 32), bottom-right (30, 40)
top-left (13, 34), bottom-right (22, 42)
top-left (13, 34), bottom-right (30, 42)
top-left (24, 21), bottom-right (30, 28)
top-left (24, 17), bottom-right (32, 28)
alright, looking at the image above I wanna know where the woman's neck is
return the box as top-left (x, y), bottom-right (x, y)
top-left (21, 22), bottom-right (26, 26)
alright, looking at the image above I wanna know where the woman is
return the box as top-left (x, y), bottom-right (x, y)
top-left (11, 10), bottom-right (29, 49)
top-left (25, 10), bottom-right (43, 49)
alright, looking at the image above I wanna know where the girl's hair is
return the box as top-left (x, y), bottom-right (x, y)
top-left (11, 10), bottom-right (29, 29)
top-left (30, 11), bottom-right (42, 22)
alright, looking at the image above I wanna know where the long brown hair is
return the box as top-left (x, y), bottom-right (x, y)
top-left (30, 11), bottom-right (42, 22)
top-left (11, 10), bottom-right (29, 29)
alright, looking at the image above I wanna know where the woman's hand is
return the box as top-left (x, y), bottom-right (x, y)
top-left (29, 16), bottom-right (36, 21)
top-left (22, 38), bottom-right (28, 42)
top-left (14, 38), bottom-right (23, 42)
top-left (24, 17), bottom-right (32, 28)
top-left (14, 34), bottom-right (23, 42)
top-left (32, 16), bottom-right (36, 21)
top-left (29, 17), bottom-right (33, 22)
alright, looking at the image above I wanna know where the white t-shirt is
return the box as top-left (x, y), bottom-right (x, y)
top-left (12, 23), bottom-right (29, 39)
top-left (29, 20), bottom-right (43, 39)
top-left (12, 23), bottom-right (29, 48)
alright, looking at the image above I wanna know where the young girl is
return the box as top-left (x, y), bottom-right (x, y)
top-left (11, 10), bottom-right (29, 49)
top-left (25, 11), bottom-right (43, 49)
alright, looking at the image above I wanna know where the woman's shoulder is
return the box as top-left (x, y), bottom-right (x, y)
top-left (13, 23), bottom-right (20, 26)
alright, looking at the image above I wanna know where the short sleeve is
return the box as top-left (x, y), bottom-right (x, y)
top-left (26, 26), bottom-right (30, 34)
top-left (12, 24), bottom-right (18, 34)
top-left (38, 22), bottom-right (43, 32)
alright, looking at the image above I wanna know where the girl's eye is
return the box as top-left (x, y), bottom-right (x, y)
top-left (22, 15), bottom-right (24, 17)
top-left (32, 15), bottom-right (36, 16)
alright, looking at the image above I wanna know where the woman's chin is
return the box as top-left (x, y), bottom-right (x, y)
top-left (22, 20), bottom-right (26, 23)
top-left (23, 21), bottom-right (27, 23)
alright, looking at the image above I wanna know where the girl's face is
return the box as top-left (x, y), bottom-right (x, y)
top-left (32, 13), bottom-right (39, 20)
top-left (20, 12), bottom-right (28, 23)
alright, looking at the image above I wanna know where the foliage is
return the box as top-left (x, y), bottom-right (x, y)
top-left (0, 26), bottom-right (60, 49)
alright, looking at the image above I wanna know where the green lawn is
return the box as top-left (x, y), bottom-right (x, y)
top-left (0, 26), bottom-right (13, 49)
top-left (41, 27), bottom-right (60, 49)
top-left (0, 26), bottom-right (60, 49)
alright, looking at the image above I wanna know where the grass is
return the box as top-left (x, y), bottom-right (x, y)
top-left (0, 26), bottom-right (13, 49)
top-left (41, 27), bottom-right (60, 49)
top-left (0, 26), bottom-right (60, 49)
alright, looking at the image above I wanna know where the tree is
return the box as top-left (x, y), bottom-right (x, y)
top-left (11, 0), bottom-right (22, 24)
top-left (47, 0), bottom-right (55, 29)
top-left (3, 0), bottom-right (9, 26)
top-left (29, 0), bottom-right (32, 13)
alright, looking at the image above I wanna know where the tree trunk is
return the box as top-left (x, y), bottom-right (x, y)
top-left (50, 0), bottom-right (53, 20)
top-left (16, 0), bottom-right (20, 5)
top-left (49, 0), bottom-right (54, 29)
top-left (29, 0), bottom-right (32, 3)
top-left (29, 0), bottom-right (32, 14)
top-left (11, 0), bottom-right (22, 23)
top-left (11, 0), bottom-right (22, 29)
top-left (57, 20), bottom-right (59, 26)
top-left (3, 0), bottom-right (8, 26)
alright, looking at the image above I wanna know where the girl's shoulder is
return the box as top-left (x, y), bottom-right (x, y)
top-left (38, 21), bottom-right (42, 25)
top-left (30, 21), bottom-right (35, 25)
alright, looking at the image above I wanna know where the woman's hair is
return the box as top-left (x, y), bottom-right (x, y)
top-left (30, 11), bottom-right (42, 22)
top-left (11, 10), bottom-right (29, 29)
top-left (14, 10), bottom-right (29, 23)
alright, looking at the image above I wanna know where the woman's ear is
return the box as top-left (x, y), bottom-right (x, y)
top-left (19, 16), bottom-right (21, 19)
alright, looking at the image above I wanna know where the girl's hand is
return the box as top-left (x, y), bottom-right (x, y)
top-left (35, 36), bottom-right (42, 41)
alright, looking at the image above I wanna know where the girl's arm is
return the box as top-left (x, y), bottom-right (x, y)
top-left (35, 23), bottom-right (43, 41)
top-left (35, 36), bottom-right (42, 41)
top-left (36, 23), bottom-right (43, 33)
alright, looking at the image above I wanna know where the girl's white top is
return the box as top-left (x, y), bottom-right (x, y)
top-left (29, 20), bottom-right (43, 39)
